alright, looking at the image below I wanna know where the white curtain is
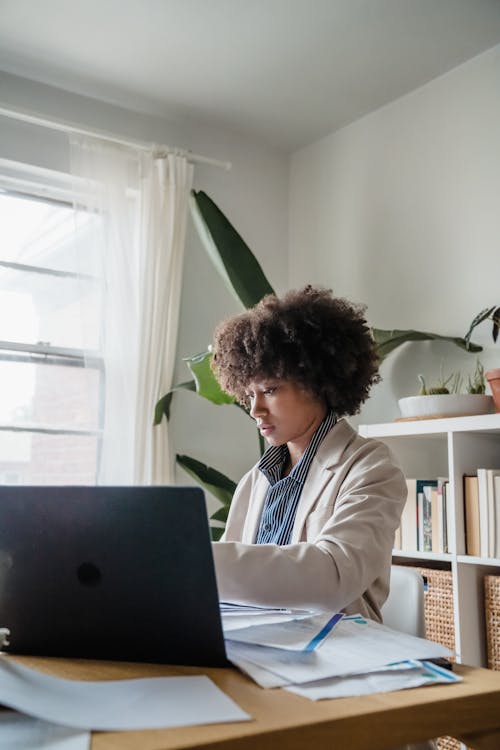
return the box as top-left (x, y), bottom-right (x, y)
top-left (70, 136), bottom-right (193, 485)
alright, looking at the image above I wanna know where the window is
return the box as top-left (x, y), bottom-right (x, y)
top-left (0, 160), bottom-right (103, 484)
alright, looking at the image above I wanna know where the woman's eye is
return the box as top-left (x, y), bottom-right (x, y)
top-left (264, 388), bottom-right (275, 396)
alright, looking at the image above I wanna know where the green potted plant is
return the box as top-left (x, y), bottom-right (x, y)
top-left (464, 306), bottom-right (500, 412)
top-left (398, 360), bottom-right (494, 419)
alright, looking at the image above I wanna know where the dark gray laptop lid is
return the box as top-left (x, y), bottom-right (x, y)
top-left (0, 485), bottom-right (227, 667)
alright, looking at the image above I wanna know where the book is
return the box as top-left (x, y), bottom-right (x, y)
top-left (487, 471), bottom-right (496, 558)
top-left (464, 475), bottom-right (481, 557)
top-left (434, 477), bottom-right (449, 553)
top-left (400, 479), bottom-right (418, 551)
top-left (440, 478), bottom-right (450, 553)
top-left (487, 470), bottom-right (500, 558)
top-left (477, 469), bottom-right (490, 557)
top-left (421, 484), bottom-right (433, 552)
top-left (430, 486), bottom-right (440, 552)
top-left (495, 475), bottom-right (500, 558)
top-left (476, 469), bottom-right (500, 558)
top-left (416, 480), bottom-right (438, 552)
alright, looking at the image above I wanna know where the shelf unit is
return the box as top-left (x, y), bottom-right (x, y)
top-left (359, 412), bottom-right (500, 668)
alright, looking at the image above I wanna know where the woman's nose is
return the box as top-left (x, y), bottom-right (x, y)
top-left (250, 394), bottom-right (266, 419)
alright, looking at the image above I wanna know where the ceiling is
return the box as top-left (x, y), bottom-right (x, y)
top-left (1, 0), bottom-right (500, 152)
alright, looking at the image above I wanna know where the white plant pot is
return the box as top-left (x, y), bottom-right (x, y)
top-left (398, 394), bottom-right (495, 420)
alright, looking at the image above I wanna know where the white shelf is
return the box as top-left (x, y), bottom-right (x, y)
top-left (392, 549), bottom-right (453, 563)
top-left (359, 412), bottom-right (500, 438)
top-left (457, 555), bottom-right (500, 567)
top-left (359, 412), bottom-right (500, 669)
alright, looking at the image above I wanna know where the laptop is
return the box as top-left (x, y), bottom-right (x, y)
top-left (0, 485), bottom-right (228, 667)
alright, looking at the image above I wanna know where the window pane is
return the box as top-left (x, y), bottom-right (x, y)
top-left (0, 430), bottom-right (98, 485)
top-left (0, 192), bottom-right (100, 275)
top-left (0, 265), bottom-right (101, 350)
top-left (0, 360), bottom-right (101, 430)
top-left (0, 174), bottom-right (104, 485)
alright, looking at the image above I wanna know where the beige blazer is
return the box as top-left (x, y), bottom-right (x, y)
top-left (212, 419), bottom-right (407, 621)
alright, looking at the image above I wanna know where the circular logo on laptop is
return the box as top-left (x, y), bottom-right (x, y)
top-left (76, 562), bottom-right (102, 587)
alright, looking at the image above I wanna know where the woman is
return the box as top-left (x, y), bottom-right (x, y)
top-left (211, 285), bottom-right (406, 621)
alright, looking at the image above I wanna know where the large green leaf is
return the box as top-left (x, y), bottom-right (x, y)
top-left (373, 328), bottom-right (482, 361)
top-left (210, 526), bottom-right (225, 541)
top-left (176, 454), bottom-right (236, 507)
top-left (154, 351), bottom-right (235, 424)
top-left (190, 190), bottom-right (275, 309)
top-left (185, 351), bottom-right (236, 405)
top-left (464, 306), bottom-right (500, 349)
top-left (176, 454), bottom-right (235, 541)
top-left (154, 380), bottom-right (196, 424)
top-left (210, 505), bottom-right (230, 523)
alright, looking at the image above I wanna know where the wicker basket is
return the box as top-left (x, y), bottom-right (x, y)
top-left (484, 574), bottom-right (500, 671)
top-left (436, 737), bottom-right (461, 750)
top-left (414, 567), bottom-right (456, 655)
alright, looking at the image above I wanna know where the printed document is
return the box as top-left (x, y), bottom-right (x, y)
top-left (0, 658), bottom-right (250, 731)
top-left (226, 612), bottom-right (343, 651)
top-left (227, 615), bottom-right (453, 688)
top-left (284, 659), bottom-right (461, 700)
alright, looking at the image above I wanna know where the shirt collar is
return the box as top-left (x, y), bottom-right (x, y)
top-left (258, 410), bottom-right (336, 486)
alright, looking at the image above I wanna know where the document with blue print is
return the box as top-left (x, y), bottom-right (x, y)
top-left (225, 611), bottom-right (343, 650)
top-left (224, 612), bottom-right (460, 697)
top-left (284, 658), bottom-right (460, 699)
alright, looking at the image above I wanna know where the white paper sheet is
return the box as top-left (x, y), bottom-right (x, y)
top-left (220, 602), bottom-right (313, 615)
top-left (225, 647), bottom-right (290, 688)
top-left (227, 616), bottom-right (453, 687)
top-left (220, 603), bottom-right (319, 634)
top-left (222, 610), bottom-right (318, 632)
top-left (226, 612), bottom-right (343, 651)
top-left (284, 659), bottom-right (462, 699)
top-left (0, 658), bottom-right (250, 731)
top-left (0, 710), bottom-right (90, 750)
top-left (223, 614), bottom-right (300, 632)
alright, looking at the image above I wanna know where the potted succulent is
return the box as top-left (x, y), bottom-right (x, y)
top-left (398, 360), bottom-right (495, 420)
top-left (465, 306), bottom-right (500, 412)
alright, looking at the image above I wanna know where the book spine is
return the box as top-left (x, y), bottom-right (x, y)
top-left (400, 478), bottom-right (418, 552)
top-left (477, 469), bottom-right (490, 557)
top-left (495, 475), bottom-right (500, 558)
top-left (415, 480), bottom-right (438, 553)
top-left (464, 475), bottom-right (480, 557)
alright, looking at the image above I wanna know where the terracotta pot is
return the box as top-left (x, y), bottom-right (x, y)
top-left (486, 369), bottom-right (500, 412)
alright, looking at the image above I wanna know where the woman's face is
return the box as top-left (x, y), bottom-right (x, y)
top-left (246, 379), bottom-right (327, 454)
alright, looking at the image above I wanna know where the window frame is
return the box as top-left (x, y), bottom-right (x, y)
top-left (0, 160), bottom-right (104, 479)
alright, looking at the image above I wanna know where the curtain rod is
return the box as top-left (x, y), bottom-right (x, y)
top-left (0, 104), bottom-right (232, 171)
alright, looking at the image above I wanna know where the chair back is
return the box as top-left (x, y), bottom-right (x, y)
top-left (381, 565), bottom-right (425, 638)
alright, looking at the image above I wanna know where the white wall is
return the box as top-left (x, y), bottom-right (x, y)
top-left (0, 71), bottom-right (289, 507)
top-left (289, 45), bottom-right (500, 425)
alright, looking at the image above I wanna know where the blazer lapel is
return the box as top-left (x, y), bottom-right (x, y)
top-left (290, 419), bottom-right (355, 542)
top-left (291, 464), bottom-right (332, 541)
top-left (241, 473), bottom-right (269, 543)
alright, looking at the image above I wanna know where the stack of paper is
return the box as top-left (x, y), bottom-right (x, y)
top-left (0, 657), bottom-right (250, 749)
top-left (221, 609), bottom-right (461, 699)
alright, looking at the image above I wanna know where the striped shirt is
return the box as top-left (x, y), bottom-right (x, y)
top-left (255, 411), bottom-right (337, 545)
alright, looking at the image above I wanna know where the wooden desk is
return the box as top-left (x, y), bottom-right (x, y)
top-left (10, 655), bottom-right (500, 750)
